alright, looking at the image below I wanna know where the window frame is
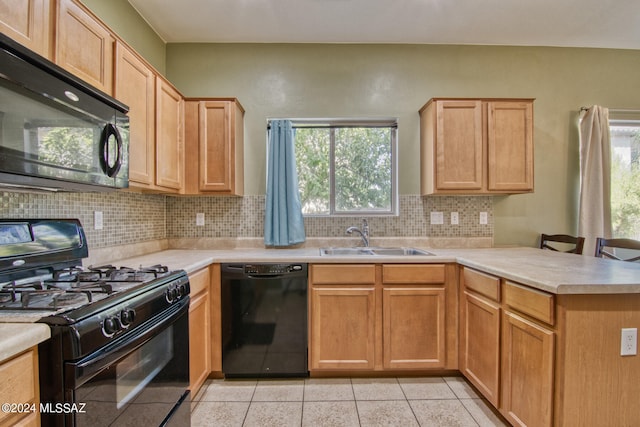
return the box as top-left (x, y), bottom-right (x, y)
top-left (274, 118), bottom-right (399, 217)
top-left (609, 112), bottom-right (640, 239)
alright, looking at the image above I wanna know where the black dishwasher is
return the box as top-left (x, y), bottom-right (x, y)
top-left (221, 263), bottom-right (308, 378)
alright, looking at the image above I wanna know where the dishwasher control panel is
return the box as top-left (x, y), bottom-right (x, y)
top-left (245, 264), bottom-right (305, 275)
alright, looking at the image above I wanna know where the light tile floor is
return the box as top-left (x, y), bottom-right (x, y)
top-left (190, 376), bottom-right (508, 426)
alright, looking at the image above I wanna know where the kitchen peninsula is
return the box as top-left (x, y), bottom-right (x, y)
top-left (93, 246), bottom-right (640, 427)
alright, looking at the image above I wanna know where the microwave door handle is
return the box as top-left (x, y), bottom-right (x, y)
top-left (99, 123), bottom-right (123, 177)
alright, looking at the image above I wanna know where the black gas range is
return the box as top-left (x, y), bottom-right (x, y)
top-left (0, 219), bottom-right (191, 427)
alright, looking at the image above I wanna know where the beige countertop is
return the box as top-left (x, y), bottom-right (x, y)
top-left (3, 246), bottom-right (639, 363)
top-left (0, 323), bottom-right (50, 363)
top-left (114, 246), bottom-right (640, 295)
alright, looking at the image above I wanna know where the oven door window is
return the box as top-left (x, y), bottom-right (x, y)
top-left (69, 307), bottom-right (189, 427)
top-left (116, 326), bottom-right (173, 409)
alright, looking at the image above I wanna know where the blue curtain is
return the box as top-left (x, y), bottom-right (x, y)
top-left (264, 120), bottom-right (306, 246)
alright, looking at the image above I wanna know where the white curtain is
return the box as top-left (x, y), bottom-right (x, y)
top-left (578, 106), bottom-right (613, 256)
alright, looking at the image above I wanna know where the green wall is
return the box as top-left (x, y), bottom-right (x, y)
top-left (81, 0), bottom-right (166, 73)
top-left (165, 43), bottom-right (640, 246)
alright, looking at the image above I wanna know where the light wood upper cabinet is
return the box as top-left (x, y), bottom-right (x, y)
top-left (0, 0), bottom-right (52, 59)
top-left (155, 77), bottom-right (184, 192)
top-left (185, 99), bottom-right (245, 195)
top-left (420, 98), bottom-right (534, 194)
top-left (55, 0), bottom-right (114, 95)
top-left (421, 100), bottom-right (483, 191)
top-left (487, 101), bottom-right (534, 191)
top-left (114, 42), bottom-right (156, 188)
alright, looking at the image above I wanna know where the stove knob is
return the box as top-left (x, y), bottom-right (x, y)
top-left (178, 283), bottom-right (188, 297)
top-left (102, 317), bottom-right (121, 337)
top-left (166, 287), bottom-right (177, 303)
top-left (120, 309), bottom-right (136, 327)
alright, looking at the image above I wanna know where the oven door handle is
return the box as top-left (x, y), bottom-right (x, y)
top-left (65, 298), bottom-right (189, 389)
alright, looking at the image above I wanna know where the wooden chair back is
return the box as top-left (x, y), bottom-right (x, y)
top-left (594, 238), bottom-right (640, 262)
top-left (540, 234), bottom-right (585, 254)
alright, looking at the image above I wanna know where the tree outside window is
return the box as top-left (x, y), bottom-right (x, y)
top-left (293, 120), bottom-right (397, 216)
top-left (610, 123), bottom-right (640, 239)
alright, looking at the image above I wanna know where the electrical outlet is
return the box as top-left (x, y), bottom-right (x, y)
top-left (621, 328), bottom-right (637, 356)
top-left (94, 211), bottom-right (103, 230)
top-left (451, 212), bottom-right (459, 225)
top-left (430, 211), bottom-right (444, 225)
top-left (479, 211), bottom-right (488, 225)
top-left (196, 213), bottom-right (205, 226)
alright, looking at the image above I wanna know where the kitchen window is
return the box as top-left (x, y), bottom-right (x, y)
top-left (609, 115), bottom-right (640, 239)
top-left (291, 119), bottom-right (398, 216)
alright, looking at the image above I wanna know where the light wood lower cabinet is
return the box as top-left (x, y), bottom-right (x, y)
top-left (0, 347), bottom-right (40, 427)
top-left (460, 266), bottom-right (555, 427)
top-left (189, 267), bottom-right (211, 394)
top-left (501, 310), bottom-right (554, 427)
top-left (459, 290), bottom-right (500, 406)
top-left (309, 265), bottom-right (376, 370)
top-left (309, 263), bottom-right (453, 372)
top-left (383, 286), bottom-right (445, 369)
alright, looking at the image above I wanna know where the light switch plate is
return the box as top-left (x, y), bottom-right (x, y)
top-left (196, 213), bottom-right (205, 226)
top-left (94, 211), bottom-right (103, 230)
top-left (479, 212), bottom-right (488, 225)
top-left (430, 211), bottom-right (444, 225)
top-left (451, 212), bottom-right (459, 225)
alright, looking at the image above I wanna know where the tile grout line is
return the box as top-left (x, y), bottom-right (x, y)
top-left (350, 378), bottom-right (363, 427)
top-left (396, 377), bottom-right (422, 426)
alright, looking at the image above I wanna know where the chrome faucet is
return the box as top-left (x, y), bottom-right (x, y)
top-left (346, 218), bottom-right (370, 247)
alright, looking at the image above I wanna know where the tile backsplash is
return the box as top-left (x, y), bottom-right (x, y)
top-left (167, 195), bottom-right (493, 240)
top-left (0, 191), bottom-right (166, 249)
top-left (1, 192), bottom-right (492, 249)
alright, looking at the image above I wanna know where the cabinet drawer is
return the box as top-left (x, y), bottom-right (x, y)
top-left (462, 267), bottom-right (500, 301)
top-left (382, 264), bottom-right (445, 284)
top-left (311, 264), bottom-right (376, 285)
top-left (189, 267), bottom-right (210, 296)
top-left (503, 281), bottom-right (554, 325)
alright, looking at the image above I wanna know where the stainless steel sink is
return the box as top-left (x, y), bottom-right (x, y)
top-left (320, 247), bottom-right (434, 256)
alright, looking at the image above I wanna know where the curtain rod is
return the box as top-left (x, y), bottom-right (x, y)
top-left (580, 106), bottom-right (640, 113)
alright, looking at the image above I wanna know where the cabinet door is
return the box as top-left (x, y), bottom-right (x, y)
top-left (501, 310), bottom-right (554, 427)
top-left (435, 100), bottom-right (483, 190)
top-left (55, 0), bottom-right (113, 94)
top-left (189, 268), bottom-right (211, 394)
top-left (184, 100), bottom-right (244, 195)
top-left (460, 290), bottom-right (500, 406)
top-left (199, 101), bottom-right (233, 192)
top-left (155, 78), bottom-right (184, 191)
top-left (487, 101), bottom-right (534, 191)
top-left (309, 286), bottom-right (376, 370)
top-left (382, 286), bottom-right (446, 369)
top-left (0, 347), bottom-right (40, 427)
top-left (0, 0), bottom-right (51, 58)
top-left (114, 42), bottom-right (155, 187)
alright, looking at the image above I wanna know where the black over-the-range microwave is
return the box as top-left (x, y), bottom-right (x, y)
top-left (0, 32), bottom-right (129, 192)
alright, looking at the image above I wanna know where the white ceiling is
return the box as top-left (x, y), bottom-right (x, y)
top-left (127, 0), bottom-right (640, 50)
